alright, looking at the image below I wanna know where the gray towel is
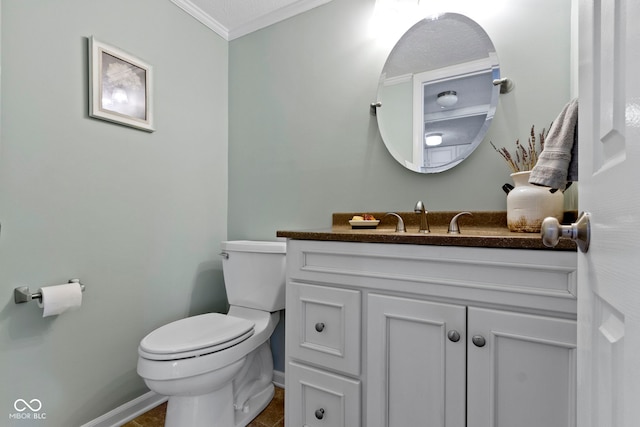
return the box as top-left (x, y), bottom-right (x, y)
top-left (529, 98), bottom-right (579, 190)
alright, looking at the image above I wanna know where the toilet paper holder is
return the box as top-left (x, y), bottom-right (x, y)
top-left (14, 279), bottom-right (85, 304)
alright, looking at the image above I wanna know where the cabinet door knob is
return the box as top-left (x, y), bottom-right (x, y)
top-left (447, 330), bottom-right (461, 342)
top-left (472, 335), bottom-right (486, 347)
top-left (315, 322), bottom-right (325, 332)
top-left (315, 408), bottom-right (325, 419)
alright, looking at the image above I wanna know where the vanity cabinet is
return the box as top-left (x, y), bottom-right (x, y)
top-left (285, 240), bottom-right (577, 427)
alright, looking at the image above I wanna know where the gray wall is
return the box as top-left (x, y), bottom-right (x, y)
top-left (229, 0), bottom-right (573, 370)
top-left (0, 1), bottom-right (228, 425)
top-left (228, 0), bottom-right (572, 235)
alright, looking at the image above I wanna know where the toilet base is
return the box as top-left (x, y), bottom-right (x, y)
top-left (161, 342), bottom-right (276, 427)
top-left (164, 380), bottom-right (275, 427)
top-left (165, 383), bottom-right (233, 427)
top-left (234, 383), bottom-right (275, 427)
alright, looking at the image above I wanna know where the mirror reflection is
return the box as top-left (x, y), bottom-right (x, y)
top-left (377, 13), bottom-right (501, 173)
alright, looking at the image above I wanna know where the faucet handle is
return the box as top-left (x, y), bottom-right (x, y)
top-left (414, 200), bottom-right (430, 233)
top-left (448, 212), bottom-right (473, 234)
top-left (385, 212), bottom-right (406, 233)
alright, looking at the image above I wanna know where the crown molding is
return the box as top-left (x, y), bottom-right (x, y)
top-left (227, 0), bottom-right (332, 40)
top-left (171, 0), bottom-right (333, 41)
top-left (170, 0), bottom-right (230, 40)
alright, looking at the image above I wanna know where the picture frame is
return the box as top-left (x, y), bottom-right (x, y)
top-left (89, 36), bottom-right (154, 132)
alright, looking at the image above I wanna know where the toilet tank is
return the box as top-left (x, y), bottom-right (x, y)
top-left (220, 240), bottom-right (286, 312)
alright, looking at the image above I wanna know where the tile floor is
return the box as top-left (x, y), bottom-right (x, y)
top-left (121, 386), bottom-right (284, 427)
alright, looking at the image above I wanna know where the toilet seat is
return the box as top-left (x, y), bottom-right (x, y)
top-left (138, 313), bottom-right (255, 361)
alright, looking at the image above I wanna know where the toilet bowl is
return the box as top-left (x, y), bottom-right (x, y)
top-left (137, 240), bottom-right (286, 427)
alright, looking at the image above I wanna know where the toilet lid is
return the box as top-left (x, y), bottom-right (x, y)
top-left (139, 313), bottom-right (255, 359)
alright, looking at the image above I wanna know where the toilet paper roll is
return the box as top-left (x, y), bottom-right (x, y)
top-left (37, 282), bottom-right (83, 317)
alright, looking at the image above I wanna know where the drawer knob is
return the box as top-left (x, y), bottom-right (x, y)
top-left (315, 322), bottom-right (325, 332)
top-left (472, 335), bottom-right (486, 347)
top-left (315, 408), bottom-right (325, 419)
top-left (447, 330), bottom-right (461, 342)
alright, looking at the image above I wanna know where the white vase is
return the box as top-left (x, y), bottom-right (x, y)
top-left (506, 171), bottom-right (564, 232)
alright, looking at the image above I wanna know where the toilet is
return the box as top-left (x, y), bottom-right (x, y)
top-left (137, 240), bottom-right (286, 427)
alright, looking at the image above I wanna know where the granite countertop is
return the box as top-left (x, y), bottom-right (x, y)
top-left (276, 211), bottom-right (577, 251)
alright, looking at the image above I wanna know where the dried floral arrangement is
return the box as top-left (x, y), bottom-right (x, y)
top-left (490, 125), bottom-right (549, 173)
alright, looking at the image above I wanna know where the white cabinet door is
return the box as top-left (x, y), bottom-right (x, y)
top-left (367, 294), bottom-right (466, 427)
top-left (467, 307), bottom-right (577, 427)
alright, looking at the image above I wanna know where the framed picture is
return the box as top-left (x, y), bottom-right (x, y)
top-left (89, 36), bottom-right (154, 132)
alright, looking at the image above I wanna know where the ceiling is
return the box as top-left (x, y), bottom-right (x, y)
top-left (170, 0), bottom-right (334, 40)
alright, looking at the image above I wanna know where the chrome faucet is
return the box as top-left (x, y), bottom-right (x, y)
top-left (448, 212), bottom-right (472, 234)
top-left (414, 200), bottom-right (430, 233)
top-left (385, 212), bottom-right (406, 232)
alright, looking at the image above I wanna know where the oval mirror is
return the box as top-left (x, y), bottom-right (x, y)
top-left (376, 13), bottom-right (501, 173)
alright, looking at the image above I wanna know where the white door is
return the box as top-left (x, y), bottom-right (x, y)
top-left (578, 1), bottom-right (640, 426)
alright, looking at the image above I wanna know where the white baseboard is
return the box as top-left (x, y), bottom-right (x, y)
top-left (273, 369), bottom-right (285, 389)
top-left (81, 374), bottom-right (285, 427)
top-left (79, 391), bottom-right (167, 427)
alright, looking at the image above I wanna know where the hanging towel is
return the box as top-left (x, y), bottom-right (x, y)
top-left (529, 98), bottom-right (579, 190)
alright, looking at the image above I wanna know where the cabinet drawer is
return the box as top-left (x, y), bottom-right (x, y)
top-left (287, 362), bottom-right (361, 427)
top-left (286, 282), bottom-right (361, 376)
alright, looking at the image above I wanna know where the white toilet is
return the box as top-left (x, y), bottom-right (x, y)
top-left (137, 240), bottom-right (286, 427)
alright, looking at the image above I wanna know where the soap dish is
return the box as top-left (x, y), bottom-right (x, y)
top-left (349, 220), bottom-right (380, 229)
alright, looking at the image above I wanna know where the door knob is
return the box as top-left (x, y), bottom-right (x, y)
top-left (315, 322), bottom-right (325, 332)
top-left (447, 330), bottom-right (461, 342)
top-left (472, 335), bottom-right (486, 347)
top-left (315, 408), bottom-right (325, 419)
top-left (540, 211), bottom-right (591, 252)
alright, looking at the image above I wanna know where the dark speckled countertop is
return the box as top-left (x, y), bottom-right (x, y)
top-left (276, 211), bottom-right (577, 251)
